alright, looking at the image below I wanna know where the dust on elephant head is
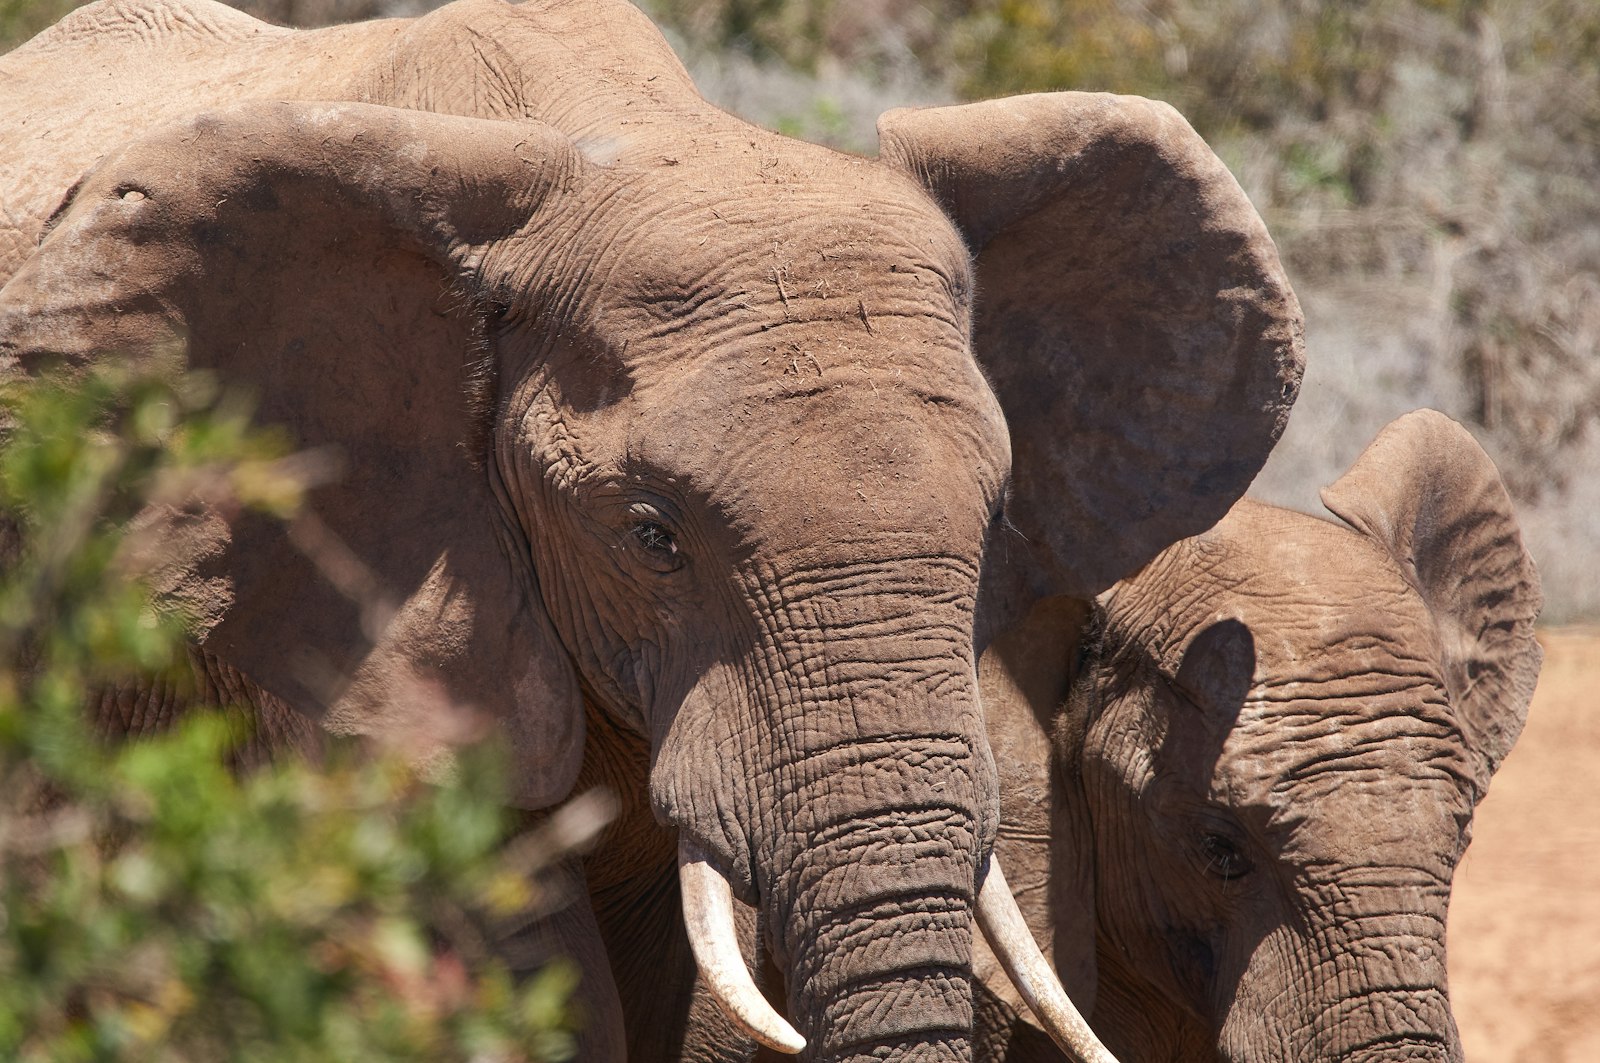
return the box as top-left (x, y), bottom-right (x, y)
top-left (0, 0), bottom-right (1304, 1059)
top-left (973, 410), bottom-right (1542, 1063)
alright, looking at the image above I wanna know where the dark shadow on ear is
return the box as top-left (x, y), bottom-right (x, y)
top-left (1050, 597), bottom-right (1104, 1017)
top-left (880, 92), bottom-right (1304, 623)
top-left (0, 101), bottom-right (591, 808)
top-left (1168, 617), bottom-right (1256, 765)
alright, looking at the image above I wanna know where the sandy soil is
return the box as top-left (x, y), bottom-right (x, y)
top-left (1449, 628), bottom-right (1600, 1062)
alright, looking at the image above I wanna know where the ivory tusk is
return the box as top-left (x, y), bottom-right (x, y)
top-left (678, 837), bottom-right (806, 1055)
top-left (976, 856), bottom-right (1121, 1063)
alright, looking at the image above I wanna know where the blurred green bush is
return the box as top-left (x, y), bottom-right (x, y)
top-left (0, 362), bottom-right (581, 1062)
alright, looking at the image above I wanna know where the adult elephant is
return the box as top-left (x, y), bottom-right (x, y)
top-left (972, 410), bottom-right (1542, 1062)
top-left (0, 1), bottom-right (1304, 1059)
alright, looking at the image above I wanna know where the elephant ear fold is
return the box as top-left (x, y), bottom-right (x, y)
top-left (878, 93), bottom-right (1304, 599)
top-left (1321, 410), bottom-right (1543, 783)
top-left (1172, 620), bottom-right (1256, 735)
top-left (0, 101), bottom-right (589, 808)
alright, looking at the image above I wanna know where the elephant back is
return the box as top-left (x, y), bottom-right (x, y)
top-left (0, 0), bottom-right (401, 283)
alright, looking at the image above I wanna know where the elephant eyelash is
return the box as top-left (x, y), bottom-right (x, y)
top-left (987, 499), bottom-right (1024, 543)
top-left (1198, 831), bottom-right (1254, 882)
top-left (635, 521), bottom-right (676, 554)
top-left (631, 519), bottom-right (685, 572)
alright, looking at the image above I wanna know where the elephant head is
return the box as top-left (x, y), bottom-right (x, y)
top-left (0, 1), bottom-right (1303, 1058)
top-left (973, 410), bottom-right (1542, 1062)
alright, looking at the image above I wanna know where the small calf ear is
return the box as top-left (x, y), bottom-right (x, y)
top-left (879, 92), bottom-right (1303, 600)
top-left (1172, 619), bottom-right (1256, 721)
top-left (1167, 618), bottom-right (1255, 767)
top-left (1322, 410), bottom-right (1543, 783)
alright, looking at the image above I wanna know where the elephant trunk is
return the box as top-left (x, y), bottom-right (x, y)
top-left (658, 556), bottom-right (1112, 1061)
top-left (1225, 978), bottom-right (1463, 1062)
top-left (653, 557), bottom-right (994, 1059)
top-left (764, 741), bottom-right (983, 1063)
top-left (1222, 877), bottom-right (1463, 1062)
top-left (681, 836), bottom-right (1113, 1063)
top-left (1313, 992), bottom-right (1461, 1062)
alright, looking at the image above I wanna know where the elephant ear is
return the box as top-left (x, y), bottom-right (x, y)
top-left (1321, 410), bottom-right (1543, 786)
top-left (0, 101), bottom-right (588, 808)
top-left (878, 92), bottom-right (1304, 600)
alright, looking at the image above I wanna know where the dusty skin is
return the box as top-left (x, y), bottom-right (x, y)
top-left (0, 1), bottom-right (1304, 1059)
top-left (1450, 628), bottom-right (1600, 1063)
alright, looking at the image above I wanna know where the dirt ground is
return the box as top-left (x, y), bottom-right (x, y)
top-left (1449, 628), bottom-right (1600, 1061)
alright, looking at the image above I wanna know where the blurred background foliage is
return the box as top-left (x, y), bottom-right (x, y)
top-left (0, 0), bottom-right (74, 43)
top-left (0, 0), bottom-right (1595, 616)
top-left (0, 362), bottom-right (585, 1060)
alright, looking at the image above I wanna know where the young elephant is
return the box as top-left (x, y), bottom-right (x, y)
top-left (972, 410), bottom-right (1542, 1062)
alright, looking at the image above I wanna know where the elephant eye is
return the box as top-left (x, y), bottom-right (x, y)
top-left (632, 519), bottom-right (683, 571)
top-left (635, 521), bottom-right (675, 553)
top-left (1199, 831), bottom-right (1253, 882)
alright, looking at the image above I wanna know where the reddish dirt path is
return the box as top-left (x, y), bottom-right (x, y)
top-left (1449, 629), bottom-right (1600, 1061)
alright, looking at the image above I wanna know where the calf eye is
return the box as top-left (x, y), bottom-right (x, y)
top-left (1199, 831), bottom-right (1253, 882)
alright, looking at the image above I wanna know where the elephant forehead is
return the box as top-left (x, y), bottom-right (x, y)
top-left (1238, 530), bottom-right (1443, 681)
top-left (1234, 576), bottom-right (1440, 684)
top-left (630, 361), bottom-right (1008, 561)
top-left (566, 173), bottom-right (1005, 556)
top-left (1215, 650), bottom-right (1475, 869)
top-left (1147, 500), bottom-right (1444, 674)
top-left (1206, 522), bottom-right (1471, 789)
top-left (581, 164), bottom-right (974, 343)
top-left (1139, 499), bottom-right (1440, 665)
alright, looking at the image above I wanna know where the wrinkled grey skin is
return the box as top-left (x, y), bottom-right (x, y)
top-left (0, 1), bottom-right (1304, 1059)
top-left (970, 410), bottom-right (1543, 1063)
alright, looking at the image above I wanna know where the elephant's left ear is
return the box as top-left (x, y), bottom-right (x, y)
top-left (0, 102), bottom-right (590, 809)
top-left (878, 92), bottom-right (1304, 599)
top-left (1322, 410), bottom-right (1543, 783)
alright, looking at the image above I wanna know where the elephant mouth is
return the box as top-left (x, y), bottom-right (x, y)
top-left (676, 835), bottom-right (1115, 1061)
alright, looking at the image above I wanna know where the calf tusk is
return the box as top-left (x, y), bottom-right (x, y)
top-left (976, 855), bottom-right (1121, 1063)
top-left (678, 836), bottom-right (806, 1055)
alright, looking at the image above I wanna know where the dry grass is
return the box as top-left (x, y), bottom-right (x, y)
top-left (1450, 629), bottom-right (1600, 1061)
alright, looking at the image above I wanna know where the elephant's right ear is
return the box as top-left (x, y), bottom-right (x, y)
top-left (0, 102), bottom-right (589, 808)
top-left (878, 92), bottom-right (1304, 600)
top-left (1322, 410), bottom-right (1543, 787)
